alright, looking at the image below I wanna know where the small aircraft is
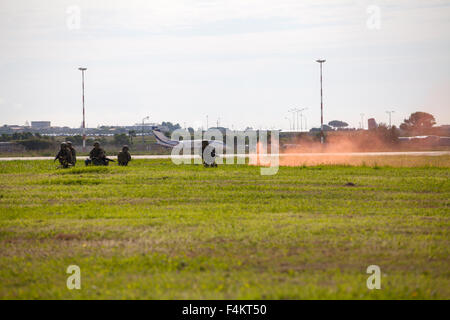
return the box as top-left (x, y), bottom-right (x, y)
top-left (151, 129), bottom-right (226, 150)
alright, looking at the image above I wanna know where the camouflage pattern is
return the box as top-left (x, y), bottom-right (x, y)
top-left (85, 143), bottom-right (108, 166)
top-left (117, 146), bottom-right (131, 166)
top-left (66, 142), bottom-right (76, 165)
top-left (89, 147), bottom-right (106, 160)
top-left (54, 143), bottom-right (73, 168)
top-left (201, 140), bottom-right (217, 168)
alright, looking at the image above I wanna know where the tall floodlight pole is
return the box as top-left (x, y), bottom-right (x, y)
top-left (295, 107), bottom-right (308, 131)
top-left (78, 67), bottom-right (87, 151)
top-left (285, 117), bottom-right (292, 131)
top-left (386, 110), bottom-right (395, 128)
top-left (206, 115), bottom-right (209, 130)
top-left (299, 111), bottom-right (302, 131)
top-left (316, 60), bottom-right (326, 143)
top-left (360, 113), bottom-right (365, 129)
top-left (142, 116), bottom-right (149, 144)
top-left (288, 109), bottom-right (296, 131)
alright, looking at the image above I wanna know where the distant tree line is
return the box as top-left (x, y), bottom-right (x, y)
top-left (0, 132), bottom-right (55, 151)
top-left (161, 122), bottom-right (181, 132)
top-left (306, 111), bottom-right (442, 145)
top-left (1, 132), bottom-right (54, 141)
top-left (310, 112), bottom-right (439, 135)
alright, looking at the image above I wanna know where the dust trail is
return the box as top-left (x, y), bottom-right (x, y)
top-left (278, 132), bottom-right (450, 167)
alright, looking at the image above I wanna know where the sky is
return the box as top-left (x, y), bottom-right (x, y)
top-left (0, 0), bottom-right (449, 130)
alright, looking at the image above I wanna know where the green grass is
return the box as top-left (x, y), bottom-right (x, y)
top-left (0, 157), bottom-right (449, 299)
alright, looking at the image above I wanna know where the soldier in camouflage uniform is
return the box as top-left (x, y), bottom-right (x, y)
top-left (201, 140), bottom-right (217, 168)
top-left (66, 141), bottom-right (76, 166)
top-left (54, 142), bottom-right (73, 168)
top-left (85, 141), bottom-right (109, 166)
top-left (117, 145), bottom-right (131, 166)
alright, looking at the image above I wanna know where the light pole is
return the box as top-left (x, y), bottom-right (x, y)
top-left (316, 59), bottom-right (326, 143)
top-left (285, 117), bottom-right (292, 131)
top-left (142, 116), bottom-right (149, 144)
top-left (295, 108), bottom-right (308, 131)
top-left (288, 109), bottom-right (296, 131)
top-left (78, 67), bottom-right (87, 151)
top-left (360, 113), bottom-right (365, 129)
top-left (386, 110), bottom-right (395, 128)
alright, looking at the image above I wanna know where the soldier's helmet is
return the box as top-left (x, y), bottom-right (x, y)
top-left (60, 142), bottom-right (67, 147)
top-left (93, 141), bottom-right (100, 147)
top-left (66, 141), bottom-right (72, 146)
top-left (122, 145), bottom-right (129, 151)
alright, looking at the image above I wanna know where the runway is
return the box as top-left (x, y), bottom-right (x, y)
top-left (0, 151), bottom-right (448, 161)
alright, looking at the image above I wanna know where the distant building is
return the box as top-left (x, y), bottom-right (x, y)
top-left (31, 121), bottom-right (51, 129)
top-left (8, 125), bottom-right (25, 131)
top-left (129, 123), bottom-right (169, 133)
top-left (368, 118), bottom-right (377, 130)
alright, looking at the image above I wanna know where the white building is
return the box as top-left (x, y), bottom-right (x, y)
top-left (31, 121), bottom-right (51, 129)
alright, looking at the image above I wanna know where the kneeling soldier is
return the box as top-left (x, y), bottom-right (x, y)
top-left (66, 141), bottom-right (77, 166)
top-left (117, 145), bottom-right (131, 166)
top-left (85, 141), bottom-right (110, 166)
top-left (201, 140), bottom-right (217, 168)
top-left (54, 142), bottom-right (73, 168)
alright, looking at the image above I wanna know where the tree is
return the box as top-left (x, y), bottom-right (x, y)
top-left (309, 124), bottom-right (333, 132)
top-left (328, 120), bottom-right (349, 129)
top-left (16, 139), bottom-right (54, 150)
top-left (128, 130), bottom-right (136, 144)
top-left (0, 134), bottom-right (11, 142)
top-left (161, 122), bottom-right (181, 132)
top-left (113, 133), bottom-right (130, 146)
top-left (375, 123), bottom-right (399, 144)
top-left (400, 112), bottom-right (436, 133)
top-left (12, 132), bottom-right (33, 140)
top-left (66, 135), bottom-right (83, 145)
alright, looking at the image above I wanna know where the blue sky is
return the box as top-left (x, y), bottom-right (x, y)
top-left (0, 0), bottom-right (449, 130)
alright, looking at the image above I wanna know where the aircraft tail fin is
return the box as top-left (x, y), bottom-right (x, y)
top-left (151, 130), bottom-right (178, 147)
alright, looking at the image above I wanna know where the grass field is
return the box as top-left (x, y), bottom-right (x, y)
top-left (0, 156), bottom-right (449, 299)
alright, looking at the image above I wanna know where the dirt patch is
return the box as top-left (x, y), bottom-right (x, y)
top-left (344, 182), bottom-right (356, 187)
top-left (54, 233), bottom-right (80, 241)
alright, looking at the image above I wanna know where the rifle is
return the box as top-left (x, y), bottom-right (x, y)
top-left (91, 156), bottom-right (115, 163)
